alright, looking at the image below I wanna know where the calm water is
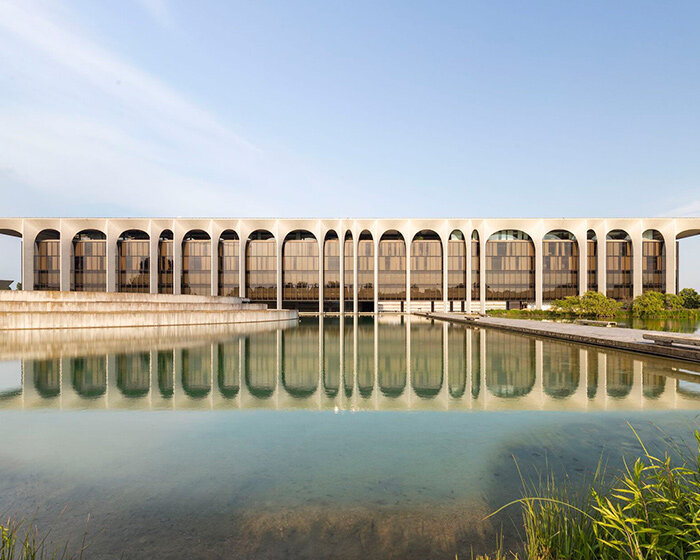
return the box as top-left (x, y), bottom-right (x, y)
top-left (1, 316), bottom-right (700, 559)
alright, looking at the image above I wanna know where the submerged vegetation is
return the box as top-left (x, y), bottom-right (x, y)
top-left (476, 428), bottom-right (700, 560)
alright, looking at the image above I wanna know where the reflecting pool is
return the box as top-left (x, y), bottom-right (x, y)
top-left (1, 316), bottom-right (700, 559)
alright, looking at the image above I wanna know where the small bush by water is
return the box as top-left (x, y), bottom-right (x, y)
top-left (477, 427), bottom-right (700, 560)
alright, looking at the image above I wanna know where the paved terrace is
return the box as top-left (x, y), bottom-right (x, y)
top-left (422, 312), bottom-right (700, 364)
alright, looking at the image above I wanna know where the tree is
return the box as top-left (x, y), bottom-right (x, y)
top-left (679, 288), bottom-right (700, 309)
top-left (632, 291), bottom-right (683, 317)
top-left (551, 291), bottom-right (622, 318)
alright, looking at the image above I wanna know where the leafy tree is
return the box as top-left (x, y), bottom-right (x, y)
top-left (551, 291), bottom-right (622, 318)
top-left (679, 288), bottom-right (700, 309)
top-left (632, 291), bottom-right (684, 317)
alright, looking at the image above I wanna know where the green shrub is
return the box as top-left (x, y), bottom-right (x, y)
top-left (680, 288), bottom-right (700, 309)
top-left (632, 291), bottom-right (686, 317)
top-left (550, 291), bottom-right (622, 318)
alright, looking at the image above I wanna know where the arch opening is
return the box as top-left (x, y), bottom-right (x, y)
top-left (182, 230), bottom-right (211, 296)
top-left (158, 230), bottom-right (174, 294)
top-left (218, 230), bottom-right (239, 297)
top-left (246, 230), bottom-right (276, 303)
top-left (543, 230), bottom-right (579, 301)
top-left (282, 230), bottom-right (318, 308)
top-left (357, 230), bottom-right (374, 311)
top-left (606, 230), bottom-right (633, 301)
top-left (34, 229), bottom-right (60, 291)
top-left (587, 230), bottom-right (598, 292)
top-left (447, 230), bottom-right (466, 304)
top-left (378, 230), bottom-right (406, 301)
top-left (71, 229), bottom-right (106, 292)
top-left (642, 229), bottom-right (665, 293)
top-left (118, 230), bottom-right (150, 293)
top-left (486, 230), bottom-right (535, 304)
top-left (410, 230), bottom-right (442, 301)
top-left (323, 231), bottom-right (340, 310)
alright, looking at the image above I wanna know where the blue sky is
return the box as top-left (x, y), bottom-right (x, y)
top-left (0, 0), bottom-right (699, 286)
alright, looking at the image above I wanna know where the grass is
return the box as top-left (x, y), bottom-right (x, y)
top-left (476, 426), bottom-right (700, 560)
top-left (0, 515), bottom-right (89, 560)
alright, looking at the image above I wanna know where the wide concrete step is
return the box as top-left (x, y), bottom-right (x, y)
top-left (0, 290), bottom-right (244, 305)
top-left (0, 301), bottom-right (266, 313)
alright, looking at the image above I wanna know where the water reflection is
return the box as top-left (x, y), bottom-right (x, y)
top-left (5, 316), bottom-right (700, 411)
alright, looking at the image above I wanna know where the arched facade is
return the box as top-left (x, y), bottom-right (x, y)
top-left (34, 229), bottom-right (60, 291)
top-left (117, 230), bottom-right (150, 293)
top-left (245, 230), bottom-right (276, 303)
top-left (282, 230), bottom-right (319, 304)
top-left (158, 230), bottom-right (174, 294)
top-left (642, 229), bottom-right (665, 292)
top-left (486, 230), bottom-right (535, 302)
top-left (218, 230), bottom-right (239, 297)
top-left (447, 230), bottom-right (466, 302)
top-left (410, 230), bottom-right (442, 300)
top-left (182, 230), bottom-right (211, 296)
top-left (71, 229), bottom-right (106, 292)
top-left (378, 230), bottom-right (406, 301)
top-left (606, 230), bottom-right (633, 300)
top-left (542, 230), bottom-right (578, 301)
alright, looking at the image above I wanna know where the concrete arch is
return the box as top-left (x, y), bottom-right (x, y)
top-left (282, 229), bottom-right (319, 307)
top-left (606, 229), bottom-right (633, 301)
top-left (410, 229), bottom-right (443, 301)
top-left (586, 229), bottom-right (599, 292)
top-left (33, 229), bottom-right (60, 291)
top-left (642, 229), bottom-right (666, 293)
top-left (71, 229), bottom-right (107, 292)
top-left (245, 229), bottom-right (276, 303)
top-left (158, 229), bottom-right (174, 294)
top-left (117, 229), bottom-right (150, 293)
top-left (471, 229), bottom-right (481, 303)
top-left (357, 229), bottom-right (374, 305)
top-left (485, 229), bottom-right (535, 303)
top-left (218, 229), bottom-right (240, 297)
top-left (378, 229), bottom-right (406, 302)
top-left (447, 229), bottom-right (466, 303)
top-left (181, 229), bottom-right (211, 296)
top-left (322, 229), bottom-right (341, 308)
top-left (542, 229), bottom-right (579, 301)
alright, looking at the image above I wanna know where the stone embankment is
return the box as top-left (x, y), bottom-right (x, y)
top-left (420, 312), bottom-right (700, 364)
top-left (0, 291), bottom-right (297, 330)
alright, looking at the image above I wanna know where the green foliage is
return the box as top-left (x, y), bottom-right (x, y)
top-left (680, 288), bottom-right (700, 309)
top-left (550, 291), bottom-right (622, 318)
top-left (632, 291), bottom-right (686, 317)
top-left (488, 428), bottom-right (700, 560)
top-left (0, 516), bottom-right (87, 560)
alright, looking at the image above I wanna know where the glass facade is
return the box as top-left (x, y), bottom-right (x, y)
top-left (117, 231), bottom-right (149, 293)
top-left (283, 232), bottom-right (319, 302)
top-left (71, 230), bottom-right (106, 292)
top-left (378, 232), bottom-right (405, 300)
top-left (218, 230), bottom-right (239, 297)
top-left (410, 231), bottom-right (442, 300)
top-left (642, 230), bottom-right (665, 293)
top-left (472, 231), bottom-right (480, 300)
top-left (34, 230), bottom-right (60, 291)
top-left (542, 231), bottom-right (578, 301)
top-left (587, 231), bottom-right (597, 292)
top-left (606, 230), bottom-right (632, 300)
top-left (158, 231), bottom-right (173, 294)
top-left (323, 233), bottom-right (340, 302)
top-left (447, 232), bottom-right (466, 301)
top-left (358, 232), bottom-right (374, 301)
top-left (182, 231), bottom-right (211, 296)
top-left (485, 230), bottom-right (535, 302)
top-left (246, 231), bottom-right (276, 302)
top-left (344, 234), bottom-right (353, 305)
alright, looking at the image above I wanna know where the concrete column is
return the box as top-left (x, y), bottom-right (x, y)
top-left (665, 234), bottom-right (677, 295)
top-left (276, 237), bottom-right (283, 310)
top-left (405, 237), bottom-right (411, 313)
top-left (598, 232), bottom-right (606, 296)
top-left (373, 238), bottom-right (379, 313)
top-left (318, 237), bottom-right (323, 314)
top-left (211, 236), bottom-right (218, 297)
top-left (633, 229), bottom-right (643, 298)
top-left (534, 236), bottom-right (543, 309)
top-left (149, 232), bottom-right (158, 294)
top-left (466, 230), bottom-right (472, 312)
top-left (339, 230), bottom-right (345, 314)
top-left (60, 228), bottom-right (71, 291)
top-left (173, 228), bottom-right (182, 295)
top-left (579, 231), bottom-right (587, 295)
top-left (442, 234), bottom-right (448, 312)
top-left (353, 234), bottom-right (359, 313)
top-left (21, 227), bottom-right (33, 291)
top-left (239, 236), bottom-right (246, 298)
top-left (479, 233), bottom-right (486, 313)
top-left (106, 226), bottom-right (117, 293)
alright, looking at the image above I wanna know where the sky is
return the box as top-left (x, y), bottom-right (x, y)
top-left (0, 0), bottom-right (699, 287)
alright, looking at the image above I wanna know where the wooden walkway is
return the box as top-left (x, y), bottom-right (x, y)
top-left (420, 312), bottom-right (700, 363)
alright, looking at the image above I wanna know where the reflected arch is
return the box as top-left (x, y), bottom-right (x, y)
top-left (117, 230), bottom-right (150, 293)
top-left (378, 230), bottom-right (406, 301)
top-left (410, 322), bottom-right (443, 397)
top-left (543, 230), bottom-right (578, 301)
top-left (486, 332), bottom-right (535, 397)
top-left (34, 229), bottom-right (60, 291)
top-left (116, 352), bottom-right (150, 397)
top-left (606, 230), bottom-right (632, 301)
top-left (246, 230), bottom-right (276, 303)
top-left (542, 341), bottom-right (579, 398)
top-left (33, 359), bottom-right (60, 398)
top-left (182, 230), bottom-right (211, 296)
top-left (71, 229), bottom-right (106, 292)
top-left (410, 230), bottom-right (442, 301)
top-left (218, 230), bottom-right (240, 297)
top-left (181, 346), bottom-right (211, 398)
top-left (486, 230), bottom-right (535, 303)
top-left (282, 230), bottom-right (319, 307)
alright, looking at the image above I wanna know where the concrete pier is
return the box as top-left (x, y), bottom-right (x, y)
top-left (421, 312), bottom-right (700, 364)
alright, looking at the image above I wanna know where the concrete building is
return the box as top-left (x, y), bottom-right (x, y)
top-left (1, 217), bottom-right (698, 312)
